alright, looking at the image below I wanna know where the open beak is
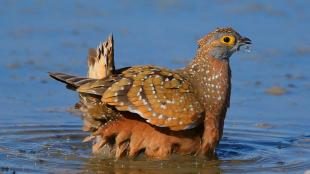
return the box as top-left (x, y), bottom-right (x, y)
top-left (237, 37), bottom-right (251, 51)
top-left (239, 37), bottom-right (252, 45)
top-left (238, 37), bottom-right (252, 46)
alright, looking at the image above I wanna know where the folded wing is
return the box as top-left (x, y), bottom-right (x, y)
top-left (77, 65), bottom-right (204, 131)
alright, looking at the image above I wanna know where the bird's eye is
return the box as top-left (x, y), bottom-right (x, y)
top-left (223, 37), bottom-right (230, 43)
top-left (220, 35), bottom-right (235, 45)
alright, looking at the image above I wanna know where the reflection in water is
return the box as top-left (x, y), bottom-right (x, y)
top-left (83, 158), bottom-right (221, 174)
top-left (0, 121), bottom-right (309, 173)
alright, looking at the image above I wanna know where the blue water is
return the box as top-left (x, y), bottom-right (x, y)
top-left (0, 1), bottom-right (309, 173)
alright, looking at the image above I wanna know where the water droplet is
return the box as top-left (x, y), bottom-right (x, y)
top-left (243, 45), bottom-right (251, 53)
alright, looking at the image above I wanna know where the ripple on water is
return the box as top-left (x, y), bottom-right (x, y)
top-left (0, 122), bottom-right (309, 173)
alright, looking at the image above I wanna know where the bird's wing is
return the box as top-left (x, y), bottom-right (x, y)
top-left (77, 65), bottom-right (204, 130)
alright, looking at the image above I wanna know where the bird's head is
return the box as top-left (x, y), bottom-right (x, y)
top-left (197, 27), bottom-right (251, 61)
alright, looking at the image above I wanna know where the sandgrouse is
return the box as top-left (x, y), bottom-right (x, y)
top-left (49, 27), bottom-right (251, 158)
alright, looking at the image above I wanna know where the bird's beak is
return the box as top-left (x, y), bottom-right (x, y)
top-left (239, 37), bottom-right (252, 45)
top-left (237, 37), bottom-right (251, 51)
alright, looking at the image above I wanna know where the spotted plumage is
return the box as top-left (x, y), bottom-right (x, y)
top-left (75, 65), bottom-right (204, 130)
top-left (49, 27), bottom-right (251, 158)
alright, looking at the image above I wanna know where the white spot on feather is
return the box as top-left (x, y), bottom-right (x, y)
top-left (142, 99), bottom-right (148, 105)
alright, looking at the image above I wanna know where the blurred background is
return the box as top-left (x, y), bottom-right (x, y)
top-left (0, 0), bottom-right (309, 173)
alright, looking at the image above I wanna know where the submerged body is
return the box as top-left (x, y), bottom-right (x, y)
top-left (49, 27), bottom-right (251, 158)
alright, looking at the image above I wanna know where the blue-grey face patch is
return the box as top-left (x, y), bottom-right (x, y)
top-left (206, 32), bottom-right (248, 60)
top-left (209, 46), bottom-right (232, 60)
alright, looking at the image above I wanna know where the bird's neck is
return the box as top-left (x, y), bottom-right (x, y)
top-left (183, 54), bottom-right (231, 110)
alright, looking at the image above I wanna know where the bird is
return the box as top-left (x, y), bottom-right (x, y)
top-left (49, 27), bottom-right (251, 158)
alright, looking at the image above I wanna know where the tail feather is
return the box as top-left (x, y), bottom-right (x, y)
top-left (49, 72), bottom-right (96, 90)
top-left (88, 34), bottom-right (115, 79)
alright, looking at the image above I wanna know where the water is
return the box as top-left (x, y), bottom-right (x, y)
top-left (0, 0), bottom-right (309, 173)
top-left (0, 121), bottom-right (309, 173)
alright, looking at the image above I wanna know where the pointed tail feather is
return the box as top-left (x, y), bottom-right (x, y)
top-left (49, 72), bottom-right (96, 90)
top-left (88, 34), bottom-right (115, 79)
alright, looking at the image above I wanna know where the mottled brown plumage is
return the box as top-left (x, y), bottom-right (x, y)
top-left (49, 27), bottom-right (251, 158)
top-left (77, 65), bottom-right (205, 131)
